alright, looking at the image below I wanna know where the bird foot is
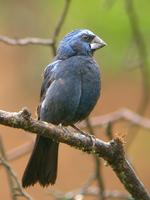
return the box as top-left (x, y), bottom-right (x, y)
top-left (71, 125), bottom-right (96, 147)
top-left (58, 124), bottom-right (71, 134)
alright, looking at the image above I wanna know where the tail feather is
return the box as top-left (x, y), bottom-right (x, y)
top-left (22, 136), bottom-right (59, 187)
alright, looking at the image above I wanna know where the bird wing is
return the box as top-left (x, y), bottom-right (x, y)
top-left (37, 60), bottom-right (61, 120)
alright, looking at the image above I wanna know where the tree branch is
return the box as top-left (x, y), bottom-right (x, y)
top-left (0, 35), bottom-right (53, 46)
top-left (0, 0), bottom-right (71, 51)
top-left (0, 108), bottom-right (149, 200)
top-left (80, 108), bottom-right (150, 130)
top-left (2, 107), bottom-right (149, 165)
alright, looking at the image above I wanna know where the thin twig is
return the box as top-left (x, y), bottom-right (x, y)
top-left (125, 0), bottom-right (150, 114)
top-left (0, 137), bottom-right (32, 200)
top-left (79, 173), bottom-right (96, 194)
top-left (85, 118), bottom-right (105, 200)
top-left (48, 187), bottom-right (131, 199)
top-left (51, 0), bottom-right (72, 56)
top-left (0, 141), bottom-right (34, 165)
top-left (60, 173), bottom-right (96, 199)
top-left (125, 0), bottom-right (150, 149)
top-left (0, 136), bottom-right (17, 200)
top-left (83, 187), bottom-right (132, 199)
top-left (52, 0), bottom-right (71, 40)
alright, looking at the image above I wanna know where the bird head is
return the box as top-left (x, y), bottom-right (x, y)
top-left (56, 29), bottom-right (107, 59)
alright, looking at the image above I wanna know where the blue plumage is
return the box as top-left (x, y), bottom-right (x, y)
top-left (40, 56), bottom-right (100, 125)
top-left (22, 29), bottom-right (106, 187)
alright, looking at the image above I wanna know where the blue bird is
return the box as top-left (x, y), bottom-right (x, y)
top-left (22, 29), bottom-right (106, 187)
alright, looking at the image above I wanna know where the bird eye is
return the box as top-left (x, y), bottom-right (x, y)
top-left (82, 34), bottom-right (90, 41)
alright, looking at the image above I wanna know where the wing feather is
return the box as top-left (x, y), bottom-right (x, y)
top-left (37, 60), bottom-right (61, 119)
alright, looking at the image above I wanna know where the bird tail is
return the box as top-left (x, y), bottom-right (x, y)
top-left (22, 136), bottom-right (59, 187)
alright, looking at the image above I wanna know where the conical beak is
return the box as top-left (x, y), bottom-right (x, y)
top-left (90, 35), bottom-right (107, 50)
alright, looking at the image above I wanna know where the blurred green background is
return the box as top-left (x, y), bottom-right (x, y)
top-left (0, 0), bottom-right (150, 199)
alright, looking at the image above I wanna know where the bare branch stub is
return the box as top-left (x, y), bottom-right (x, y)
top-left (0, 108), bottom-right (149, 200)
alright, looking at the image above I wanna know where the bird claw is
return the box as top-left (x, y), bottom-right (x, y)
top-left (71, 125), bottom-right (96, 148)
top-left (80, 132), bottom-right (96, 148)
top-left (59, 124), bottom-right (70, 134)
top-left (89, 134), bottom-right (96, 148)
